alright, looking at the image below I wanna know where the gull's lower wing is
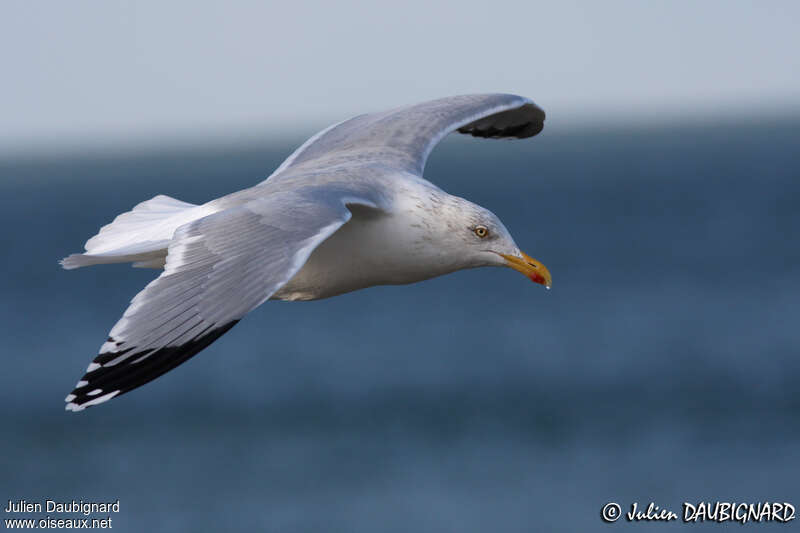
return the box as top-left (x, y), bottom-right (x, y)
top-left (264, 93), bottom-right (545, 181)
top-left (65, 190), bottom-right (380, 411)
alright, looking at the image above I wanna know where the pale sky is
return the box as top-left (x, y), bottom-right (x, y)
top-left (2, 0), bottom-right (798, 155)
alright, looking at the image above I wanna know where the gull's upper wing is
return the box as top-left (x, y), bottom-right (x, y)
top-left (265, 93), bottom-right (545, 182)
top-left (65, 189), bottom-right (381, 411)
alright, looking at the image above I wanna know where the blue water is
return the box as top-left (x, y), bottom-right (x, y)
top-left (1, 119), bottom-right (799, 531)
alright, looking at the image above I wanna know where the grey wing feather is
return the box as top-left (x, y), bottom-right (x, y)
top-left (265, 93), bottom-right (545, 181)
top-left (65, 190), bottom-right (378, 411)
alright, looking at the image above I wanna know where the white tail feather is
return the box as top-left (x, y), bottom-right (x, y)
top-left (61, 194), bottom-right (214, 270)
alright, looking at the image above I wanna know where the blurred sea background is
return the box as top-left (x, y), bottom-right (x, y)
top-left (3, 1), bottom-right (800, 531)
top-left (1, 117), bottom-right (798, 531)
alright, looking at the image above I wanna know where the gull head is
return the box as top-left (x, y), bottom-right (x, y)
top-left (431, 194), bottom-right (552, 289)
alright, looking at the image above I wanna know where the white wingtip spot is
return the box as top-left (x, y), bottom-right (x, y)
top-left (87, 388), bottom-right (103, 396)
top-left (100, 341), bottom-right (117, 354)
top-left (64, 394), bottom-right (76, 402)
top-left (86, 362), bottom-right (101, 372)
top-left (65, 390), bottom-right (120, 412)
top-left (75, 380), bottom-right (88, 388)
top-left (82, 390), bottom-right (120, 408)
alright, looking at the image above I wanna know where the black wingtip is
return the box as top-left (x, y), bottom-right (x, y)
top-left (65, 320), bottom-right (239, 412)
top-left (458, 121), bottom-right (544, 139)
top-left (457, 103), bottom-right (545, 140)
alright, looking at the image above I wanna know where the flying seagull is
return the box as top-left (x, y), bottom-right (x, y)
top-left (60, 93), bottom-right (551, 411)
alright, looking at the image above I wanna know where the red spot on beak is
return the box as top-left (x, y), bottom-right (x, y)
top-left (528, 271), bottom-right (547, 285)
top-left (499, 251), bottom-right (552, 289)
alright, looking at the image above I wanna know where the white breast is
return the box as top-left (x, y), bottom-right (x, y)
top-left (273, 193), bottom-right (459, 301)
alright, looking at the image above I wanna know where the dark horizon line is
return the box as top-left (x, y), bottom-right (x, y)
top-left (2, 110), bottom-right (799, 165)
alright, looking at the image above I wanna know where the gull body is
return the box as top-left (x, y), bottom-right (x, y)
top-left (60, 94), bottom-right (551, 411)
top-left (274, 174), bottom-right (515, 300)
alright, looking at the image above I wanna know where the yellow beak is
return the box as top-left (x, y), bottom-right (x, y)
top-left (500, 251), bottom-right (552, 289)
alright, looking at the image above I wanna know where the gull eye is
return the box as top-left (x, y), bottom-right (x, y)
top-left (473, 225), bottom-right (489, 238)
